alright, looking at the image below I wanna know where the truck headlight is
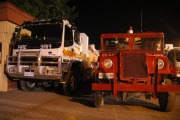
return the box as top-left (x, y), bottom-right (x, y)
top-left (175, 70), bottom-right (180, 77)
top-left (91, 62), bottom-right (99, 69)
top-left (104, 59), bottom-right (113, 68)
top-left (158, 59), bottom-right (164, 69)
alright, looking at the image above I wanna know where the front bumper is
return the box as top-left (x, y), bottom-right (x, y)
top-left (7, 72), bottom-right (62, 80)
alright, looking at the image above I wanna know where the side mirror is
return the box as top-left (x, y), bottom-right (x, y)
top-left (11, 32), bottom-right (17, 44)
top-left (71, 23), bottom-right (77, 30)
top-left (12, 32), bottom-right (17, 38)
top-left (14, 26), bottom-right (19, 32)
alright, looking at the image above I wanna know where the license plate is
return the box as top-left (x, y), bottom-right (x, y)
top-left (99, 73), bottom-right (114, 79)
top-left (24, 71), bottom-right (34, 76)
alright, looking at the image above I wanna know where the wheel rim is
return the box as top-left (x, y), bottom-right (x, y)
top-left (19, 80), bottom-right (36, 91)
top-left (70, 75), bottom-right (77, 91)
top-left (26, 81), bottom-right (36, 88)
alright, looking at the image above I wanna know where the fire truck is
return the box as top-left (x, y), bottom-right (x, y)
top-left (6, 18), bottom-right (98, 94)
top-left (166, 45), bottom-right (180, 84)
top-left (91, 27), bottom-right (180, 111)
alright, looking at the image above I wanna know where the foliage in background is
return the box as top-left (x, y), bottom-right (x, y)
top-left (8, 0), bottom-right (78, 22)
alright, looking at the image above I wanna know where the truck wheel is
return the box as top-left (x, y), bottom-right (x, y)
top-left (83, 68), bottom-right (93, 82)
top-left (65, 71), bottom-right (78, 95)
top-left (19, 80), bottom-right (36, 91)
top-left (94, 91), bottom-right (104, 108)
top-left (69, 73), bottom-right (78, 91)
top-left (158, 79), bottom-right (176, 112)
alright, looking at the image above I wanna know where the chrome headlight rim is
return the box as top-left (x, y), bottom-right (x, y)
top-left (103, 59), bottom-right (113, 69)
top-left (90, 62), bottom-right (99, 69)
top-left (158, 59), bottom-right (165, 69)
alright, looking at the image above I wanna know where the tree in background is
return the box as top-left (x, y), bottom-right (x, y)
top-left (8, 0), bottom-right (78, 22)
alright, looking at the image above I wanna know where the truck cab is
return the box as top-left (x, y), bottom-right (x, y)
top-left (167, 47), bottom-right (180, 84)
top-left (6, 19), bottom-right (89, 92)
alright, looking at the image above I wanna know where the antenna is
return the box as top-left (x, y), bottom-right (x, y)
top-left (140, 11), bottom-right (143, 32)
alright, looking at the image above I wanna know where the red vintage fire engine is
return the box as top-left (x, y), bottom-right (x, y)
top-left (91, 27), bottom-right (180, 111)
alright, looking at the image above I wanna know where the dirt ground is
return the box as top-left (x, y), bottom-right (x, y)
top-left (0, 86), bottom-right (180, 120)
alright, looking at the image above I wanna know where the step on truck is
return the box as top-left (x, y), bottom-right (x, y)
top-left (6, 18), bottom-right (98, 93)
top-left (91, 27), bottom-right (180, 111)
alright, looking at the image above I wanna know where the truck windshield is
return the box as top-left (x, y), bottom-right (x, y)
top-left (103, 37), bottom-right (161, 52)
top-left (103, 38), bottom-right (129, 51)
top-left (133, 37), bottom-right (161, 51)
top-left (14, 24), bottom-right (63, 49)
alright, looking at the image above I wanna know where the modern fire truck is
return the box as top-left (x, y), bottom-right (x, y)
top-left (6, 18), bottom-right (98, 93)
top-left (91, 27), bottom-right (180, 111)
top-left (165, 45), bottom-right (180, 84)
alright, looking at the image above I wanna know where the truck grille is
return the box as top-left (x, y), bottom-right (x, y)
top-left (8, 51), bottom-right (60, 66)
top-left (122, 54), bottom-right (147, 78)
top-left (7, 51), bottom-right (61, 75)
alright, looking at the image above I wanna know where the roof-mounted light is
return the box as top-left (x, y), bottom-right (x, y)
top-left (127, 26), bottom-right (133, 33)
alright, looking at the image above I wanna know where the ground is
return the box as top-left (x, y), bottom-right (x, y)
top-left (0, 87), bottom-right (180, 120)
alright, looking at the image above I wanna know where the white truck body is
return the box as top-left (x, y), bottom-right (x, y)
top-left (165, 44), bottom-right (180, 83)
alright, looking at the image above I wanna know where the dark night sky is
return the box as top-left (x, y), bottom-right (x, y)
top-left (70, 0), bottom-right (180, 49)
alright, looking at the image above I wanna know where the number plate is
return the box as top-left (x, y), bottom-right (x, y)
top-left (24, 71), bottom-right (34, 76)
top-left (99, 73), bottom-right (114, 79)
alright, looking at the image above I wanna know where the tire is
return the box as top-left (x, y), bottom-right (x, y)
top-left (65, 71), bottom-right (79, 95)
top-left (94, 91), bottom-right (104, 108)
top-left (158, 79), bottom-right (176, 112)
top-left (69, 72), bottom-right (78, 91)
top-left (19, 80), bottom-right (36, 91)
top-left (64, 62), bottom-right (84, 95)
top-left (83, 68), bottom-right (93, 82)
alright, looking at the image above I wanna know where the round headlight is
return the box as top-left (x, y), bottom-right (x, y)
top-left (104, 59), bottom-right (113, 68)
top-left (91, 62), bottom-right (99, 69)
top-left (158, 59), bottom-right (164, 69)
